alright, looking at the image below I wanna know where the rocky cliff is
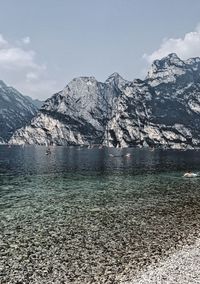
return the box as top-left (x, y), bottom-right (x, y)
top-left (0, 80), bottom-right (38, 143)
top-left (9, 54), bottom-right (200, 149)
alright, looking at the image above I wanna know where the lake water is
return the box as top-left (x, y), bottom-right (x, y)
top-left (1, 146), bottom-right (200, 283)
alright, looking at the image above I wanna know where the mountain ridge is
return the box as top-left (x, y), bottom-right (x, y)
top-left (0, 80), bottom-right (40, 142)
top-left (9, 53), bottom-right (200, 149)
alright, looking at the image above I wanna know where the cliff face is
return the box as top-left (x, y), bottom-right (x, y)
top-left (10, 54), bottom-right (200, 149)
top-left (106, 54), bottom-right (200, 149)
top-left (0, 81), bottom-right (38, 143)
top-left (9, 75), bottom-right (124, 146)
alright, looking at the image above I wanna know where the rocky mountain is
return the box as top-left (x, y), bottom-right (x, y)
top-left (10, 75), bottom-right (122, 145)
top-left (106, 53), bottom-right (200, 148)
top-left (9, 53), bottom-right (200, 149)
top-left (0, 80), bottom-right (38, 143)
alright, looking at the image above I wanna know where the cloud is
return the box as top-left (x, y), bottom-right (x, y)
top-left (0, 47), bottom-right (39, 69)
top-left (22, 36), bottom-right (30, 44)
top-left (143, 24), bottom-right (200, 63)
top-left (0, 34), bottom-right (8, 48)
top-left (0, 34), bottom-right (58, 99)
top-left (0, 42), bottom-right (44, 71)
top-left (26, 72), bottom-right (39, 81)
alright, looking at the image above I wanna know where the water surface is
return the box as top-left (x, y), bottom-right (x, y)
top-left (1, 146), bottom-right (200, 283)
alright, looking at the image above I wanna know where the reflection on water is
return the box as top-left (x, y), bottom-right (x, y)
top-left (1, 146), bottom-right (200, 175)
top-left (1, 146), bottom-right (200, 283)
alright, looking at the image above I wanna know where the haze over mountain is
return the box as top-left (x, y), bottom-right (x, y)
top-left (25, 96), bottom-right (44, 109)
top-left (8, 53), bottom-right (200, 149)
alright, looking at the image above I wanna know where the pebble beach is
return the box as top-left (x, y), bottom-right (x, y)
top-left (129, 238), bottom-right (200, 284)
top-left (1, 172), bottom-right (200, 283)
top-left (1, 147), bottom-right (200, 283)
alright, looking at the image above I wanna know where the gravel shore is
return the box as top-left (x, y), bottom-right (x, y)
top-left (1, 169), bottom-right (200, 283)
top-left (128, 238), bottom-right (200, 284)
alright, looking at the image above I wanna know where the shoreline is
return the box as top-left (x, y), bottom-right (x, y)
top-left (125, 236), bottom-right (200, 284)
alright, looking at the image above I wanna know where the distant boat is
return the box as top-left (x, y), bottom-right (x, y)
top-left (125, 153), bottom-right (131, 157)
top-left (109, 153), bottom-right (131, 158)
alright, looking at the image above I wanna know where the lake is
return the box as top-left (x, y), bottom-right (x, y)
top-left (1, 146), bottom-right (200, 283)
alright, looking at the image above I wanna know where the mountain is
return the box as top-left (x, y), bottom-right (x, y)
top-left (0, 81), bottom-right (38, 143)
top-left (106, 53), bottom-right (200, 148)
top-left (9, 54), bottom-right (200, 149)
top-left (10, 75), bottom-right (121, 145)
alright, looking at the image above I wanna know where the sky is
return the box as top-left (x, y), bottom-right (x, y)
top-left (0, 0), bottom-right (200, 99)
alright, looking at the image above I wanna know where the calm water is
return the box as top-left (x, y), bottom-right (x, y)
top-left (1, 146), bottom-right (200, 283)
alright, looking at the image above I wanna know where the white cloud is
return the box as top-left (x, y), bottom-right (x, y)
top-left (0, 39), bottom-right (45, 71)
top-left (22, 36), bottom-right (31, 44)
top-left (0, 33), bottom-right (58, 99)
top-left (0, 34), bottom-right (8, 48)
top-left (26, 72), bottom-right (39, 81)
top-left (143, 24), bottom-right (200, 63)
top-left (0, 47), bottom-right (39, 69)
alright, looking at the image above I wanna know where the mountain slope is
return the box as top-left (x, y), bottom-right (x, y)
top-left (10, 54), bottom-right (200, 149)
top-left (106, 54), bottom-right (200, 149)
top-left (10, 75), bottom-right (124, 145)
top-left (0, 81), bottom-right (38, 142)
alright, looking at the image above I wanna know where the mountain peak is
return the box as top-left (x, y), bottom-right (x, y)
top-left (72, 76), bottom-right (97, 83)
top-left (152, 53), bottom-right (183, 69)
top-left (146, 53), bottom-right (188, 85)
top-left (162, 53), bottom-right (184, 66)
top-left (107, 72), bottom-right (121, 79)
top-left (105, 72), bottom-right (126, 86)
top-left (166, 53), bottom-right (180, 60)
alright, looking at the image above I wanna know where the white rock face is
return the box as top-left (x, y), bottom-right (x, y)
top-left (0, 80), bottom-right (38, 142)
top-left (10, 75), bottom-right (121, 145)
top-left (9, 54), bottom-right (200, 149)
top-left (146, 53), bottom-right (194, 87)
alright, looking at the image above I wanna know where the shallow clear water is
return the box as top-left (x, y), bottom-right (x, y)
top-left (1, 146), bottom-right (200, 283)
